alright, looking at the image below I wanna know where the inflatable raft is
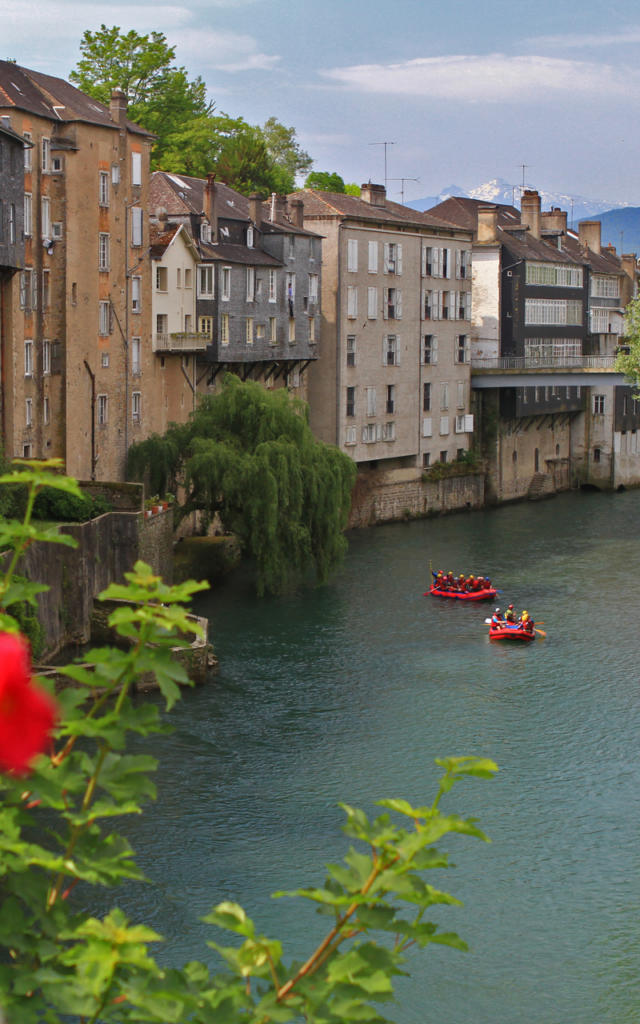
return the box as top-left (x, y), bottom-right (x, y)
top-left (489, 622), bottom-right (535, 642)
top-left (427, 585), bottom-right (497, 602)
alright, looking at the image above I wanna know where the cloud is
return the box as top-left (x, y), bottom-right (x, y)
top-left (321, 53), bottom-right (640, 103)
top-left (528, 28), bottom-right (640, 48)
top-left (170, 27), bottom-right (280, 72)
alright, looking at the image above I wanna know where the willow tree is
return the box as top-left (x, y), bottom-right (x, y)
top-left (127, 376), bottom-right (357, 595)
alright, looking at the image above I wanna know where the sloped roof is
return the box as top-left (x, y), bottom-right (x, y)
top-left (0, 61), bottom-right (151, 136)
top-left (290, 188), bottom-right (459, 233)
top-left (149, 223), bottom-right (200, 262)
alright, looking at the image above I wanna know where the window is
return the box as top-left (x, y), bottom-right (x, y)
top-left (97, 394), bottom-right (108, 426)
top-left (131, 337), bottom-right (141, 375)
top-left (256, 323), bottom-right (266, 341)
top-left (422, 417), bottom-right (433, 437)
top-left (440, 383), bottom-right (449, 410)
top-left (221, 267), bottom-right (231, 301)
top-left (131, 151), bottom-right (142, 185)
top-left (424, 247), bottom-right (450, 278)
top-left (99, 171), bottom-right (109, 206)
top-left (20, 269), bottom-right (33, 310)
top-left (41, 197), bottom-right (50, 239)
top-left (347, 286), bottom-right (358, 319)
top-left (423, 289), bottom-right (439, 320)
top-left (384, 334), bottom-right (399, 366)
top-left (200, 221), bottom-right (212, 243)
top-left (386, 384), bottom-right (395, 414)
top-left (23, 132), bottom-right (32, 170)
top-left (423, 452), bottom-right (431, 467)
top-left (368, 287), bottom-right (378, 319)
top-left (268, 269), bottom-right (277, 302)
top-left (131, 276), bottom-right (141, 313)
top-left (525, 298), bottom-right (582, 325)
top-left (423, 382), bottom-right (431, 411)
top-left (41, 137), bottom-right (50, 172)
top-left (365, 386), bottom-right (376, 417)
top-left (288, 235), bottom-right (295, 259)
top-left (269, 317), bottom-right (277, 344)
top-left (456, 249), bottom-right (471, 279)
top-left (345, 426), bottom-right (356, 446)
top-left (43, 339), bottom-right (51, 375)
top-left (42, 269), bottom-right (50, 309)
top-left (346, 386), bottom-right (355, 417)
top-left (156, 266), bottom-right (168, 291)
top-left (347, 238), bottom-right (358, 272)
top-left (184, 268), bottom-right (192, 289)
top-left (423, 335), bottom-right (438, 364)
top-left (132, 392), bottom-right (141, 423)
top-left (308, 273), bottom-right (319, 303)
top-left (156, 313), bottom-right (168, 338)
top-left (382, 421), bottom-right (395, 441)
top-left (25, 398), bottom-right (32, 428)
top-left (309, 317), bottom-right (316, 343)
top-left (24, 193), bottom-right (32, 236)
top-left (22, 444), bottom-right (32, 459)
top-left (8, 204), bottom-right (15, 244)
top-left (24, 340), bottom-right (33, 377)
top-left (220, 313), bottom-right (229, 345)
top-left (245, 317), bottom-right (254, 344)
top-left (198, 316), bottom-right (213, 339)
top-left (457, 335), bottom-right (469, 363)
top-left (198, 264), bottom-right (214, 297)
top-left (99, 300), bottom-right (110, 336)
top-left (112, 163), bottom-right (120, 184)
top-left (368, 241), bottom-right (378, 273)
top-left (593, 394), bottom-right (606, 415)
top-left (384, 242), bottom-right (402, 274)
top-left (246, 267), bottom-right (255, 301)
top-left (593, 447), bottom-right (601, 463)
top-left (591, 275), bottom-right (620, 298)
top-left (98, 233), bottom-right (110, 271)
top-left (288, 318), bottom-right (296, 344)
top-left (526, 262), bottom-right (583, 287)
top-left (346, 335), bottom-right (356, 367)
top-left (286, 272), bottom-right (295, 314)
top-left (440, 450), bottom-right (448, 463)
top-left (457, 381), bottom-right (465, 409)
top-left (101, 352), bottom-right (110, 368)
top-left (384, 287), bottom-right (402, 319)
top-left (362, 423), bottom-right (376, 443)
top-left (43, 396), bottom-right (50, 426)
top-left (131, 207), bottom-right (143, 247)
top-left (246, 225), bottom-right (254, 248)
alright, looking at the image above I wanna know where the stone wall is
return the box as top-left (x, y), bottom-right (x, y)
top-left (11, 509), bottom-right (174, 658)
top-left (79, 480), bottom-right (144, 512)
top-left (348, 467), bottom-right (484, 527)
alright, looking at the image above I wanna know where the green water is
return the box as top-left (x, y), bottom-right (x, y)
top-left (114, 490), bottom-right (640, 1023)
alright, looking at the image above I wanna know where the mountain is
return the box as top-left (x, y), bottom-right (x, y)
top-left (406, 177), bottom-right (632, 225)
top-left (581, 207), bottom-right (640, 254)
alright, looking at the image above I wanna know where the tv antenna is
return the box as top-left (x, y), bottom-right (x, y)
top-left (388, 177), bottom-right (420, 205)
top-left (369, 141), bottom-right (395, 190)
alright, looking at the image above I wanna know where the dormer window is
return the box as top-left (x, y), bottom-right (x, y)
top-left (200, 222), bottom-right (211, 243)
top-left (247, 225), bottom-right (254, 248)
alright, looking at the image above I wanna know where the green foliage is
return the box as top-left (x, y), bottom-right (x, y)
top-left (0, 460), bottom-right (497, 1023)
top-left (305, 170), bottom-right (347, 193)
top-left (128, 376), bottom-right (357, 595)
top-left (615, 297), bottom-right (640, 395)
top-left (9, 574), bottom-right (45, 657)
top-left (258, 117), bottom-right (312, 190)
top-left (344, 182), bottom-right (362, 196)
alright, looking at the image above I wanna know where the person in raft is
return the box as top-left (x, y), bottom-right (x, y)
top-left (520, 610), bottom-right (535, 634)
top-left (505, 604), bottom-right (516, 622)
top-left (491, 608), bottom-right (503, 627)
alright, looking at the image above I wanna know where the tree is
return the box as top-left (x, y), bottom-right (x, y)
top-left (305, 170), bottom-right (347, 193)
top-left (345, 182), bottom-right (362, 196)
top-left (127, 376), bottom-right (358, 595)
top-left (258, 117), bottom-right (312, 191)
top-left (70, 25), bottom-right (215, 170)
top-left (615, 297), bottom-right (640, 392)
top-left (212, 127), bottom-right (288, 197)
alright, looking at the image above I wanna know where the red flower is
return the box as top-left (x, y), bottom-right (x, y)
top-left (0, 633), bottom-right (58, 775)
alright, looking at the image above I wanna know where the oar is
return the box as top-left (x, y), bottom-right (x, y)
top-left (534, 628), bottom-right (546, 638)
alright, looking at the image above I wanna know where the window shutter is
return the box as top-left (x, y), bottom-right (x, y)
top-left (382, 336), bottom-right (387, 365)
top-left (376, 423), bottom-right (383, 441)
top-left (464, 414), bottom-right (474, 432)
top-left (131, 207), bottom-right (143, 246)
top-left (368, 241), bottom-right (378, 273)
top-left (433, 337), bottom-right (438, 364)
top-left (422, 417), bottom-right (432, 437)
top-left (395, 335), bottom-right (401, 366)
top-left (383, 243), bottom-right (390, 273)
top-left (465, 337), bottom-right (470, 362)
top-left (382, 288), bottom-right (388, 319)
top-left (421, 246), bottom-right (427, 276)
top-left (440, 416), bottom-right (449, 435)
top-left (368, 287), bottom-right (377, 319)
top-left (421, 288), bottom-right (426, 320)
top-left (445, 249), bottom-right (452, 278)
top-left (396, 289), bottom-right (402, 319)
top-left (397, 244), bottom-right (403, 275)
top-left (456, 250), bottom-right (461, 278)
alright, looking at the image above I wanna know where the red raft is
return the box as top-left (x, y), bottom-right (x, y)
top-left (427, 584), bottom-right (497, 602)
top-left (489, 622), bottom-right (535, 642)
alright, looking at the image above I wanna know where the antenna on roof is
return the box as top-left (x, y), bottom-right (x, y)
top-left (388, 177), bottom-right (420, 205)
top-left (369, 141), bottom-right (395, 191)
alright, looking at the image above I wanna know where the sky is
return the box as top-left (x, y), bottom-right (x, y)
top-left (4, 0), bottom-right (640, 207)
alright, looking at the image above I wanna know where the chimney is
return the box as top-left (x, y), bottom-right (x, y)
top-left (578, 220), bottom-right (601, 254)
top-left (249, 193), bottom-right (262, 229)
top-left (109, 88), bottom-right (127, 127)
top-left (271, 195), bottom-right (287, 221)
top-left (360, 183), bottom-right (386, 207)
top-left (155, 207), bottom-right (168, 224)
top-left (520, 190), bottom-right (541, 239)
top-left (477, 205), bottom-right (498, 244)
top-left (204, 174), bottom-right (217, 239)
top-left (621, 253), bottom-right (637, 284)
top-left (290, 198), bottom-right (304, 228)
top-left (541, 207), bottom-right (567, 234)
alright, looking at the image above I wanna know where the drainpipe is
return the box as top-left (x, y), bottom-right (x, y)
top-left (83, 359), bottom-right (97, 480)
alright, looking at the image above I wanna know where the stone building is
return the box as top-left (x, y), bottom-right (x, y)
top-left (148, 172), bottom-right (320, 402)
top-left (0, 119), bottom-right (27, 442)
top-left (0, 61), bottom-right (156, 480)
top-left (289, 184), bottom-right (475, 472)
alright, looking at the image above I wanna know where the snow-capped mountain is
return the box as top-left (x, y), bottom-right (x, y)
top-left (407, 177), bottom-right (632, 223)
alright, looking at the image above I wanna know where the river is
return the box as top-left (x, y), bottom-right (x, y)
top-left (111, 489), bottom-right (640, 1023)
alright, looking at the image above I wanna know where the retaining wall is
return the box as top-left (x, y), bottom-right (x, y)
top-left (349, 468), bottom-right (485, 528)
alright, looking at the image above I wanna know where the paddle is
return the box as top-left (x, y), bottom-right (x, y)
top-left (534, 628), bottom-right (546, 638)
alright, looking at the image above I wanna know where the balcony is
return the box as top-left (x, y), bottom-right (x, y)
top-left (472, 355), bottom-right (617, 371)
top-left (154, 332), bottom-right (210, 353)
top-left (471, 354), bottom-right (623, 390)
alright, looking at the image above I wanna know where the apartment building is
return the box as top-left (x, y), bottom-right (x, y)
top-left (0, 120), bottom-right (27, 441)
top-left (290, 184), bottom-right (474, 470)
top-left (0, 62), bottom-right (155, 480)
top-left (149, 173), bottom-right (320, 401)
